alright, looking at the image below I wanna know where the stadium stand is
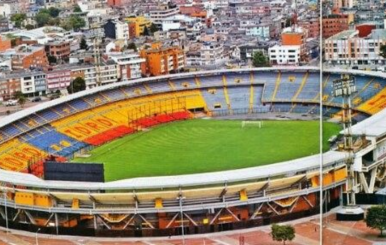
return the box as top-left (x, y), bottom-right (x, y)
top-left (0, 68), bottom-right (382, 238)
top-left (258, 72), bottom-right (281, 101)
top-left (170, 78), bottom-right (198, 90)
top-left (67, 99), bottom-right (92, 111)
top-left (227, 86), bottom-right (251, 110)
top-left (201, 87), bottom-right (227, 111)
top-left (357, 87), bottom-right (386, 114)
top-left (295, 73), bottom-right (320, 101)
top-left (274, 72), bottom-right (306, 101)
top-left (0, 138), bottom-right (46, 171)
top-left (200, 75), bottom-right (224, 87)
top-left (37, 109), bottom-right (62, 121)
top-left (25, 126), bottom-right (88, 157)
top-left (102, 89), bottom-right (127, 101)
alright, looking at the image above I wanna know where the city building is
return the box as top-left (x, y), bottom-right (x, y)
top-left (161, 14), bottom-right (195, 32)
top-left (126, 16), bottom-right (152, 37)
top-left (103, 19), bottom-right (130, 44)
top-left (149, 1), bottom-right (180, 28)
top-left (322, 15), bottom-right (349, 38)
top-left (10, 45), bottom-right (49, 71)
top-left (0, 36), bottom-right (11, 52)
top-left (140, 43), bottom-right (185, 76)
top-left (108, 51), bottom-right (146, 80)
top-left (45, 40), bottom-right (71, 62)
top-left (186, 42), bottom-right (227, 67)
top-left (46, 68), bottom-right (71, 92)
top-left (268, 26), bottom-right (307, 65)
top-left (0, 73), bottom-right (21, 100)
top-left (0, 1), bottom-right (18, 18)
top-left (19, 71), bottom-right (46, 95)
top-left (298, 17), bottom-right (320, 39)
top-left (324, 29), bottom-right (386, 69)
top-left (268, 45), bottom-right (301, 65)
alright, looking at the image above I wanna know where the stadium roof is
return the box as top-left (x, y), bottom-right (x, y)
top-left (349, 108), bottom-right (386, 138)
top-left (0, 150), bottom-right (346, 191)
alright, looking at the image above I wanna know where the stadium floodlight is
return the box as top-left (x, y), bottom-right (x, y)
top-left (333, 74), bottom-right (364, 220)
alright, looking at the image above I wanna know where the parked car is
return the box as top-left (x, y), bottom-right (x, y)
top-left (31, 97), bottom-right (42, 102)
top-left (4, 99), bottom-right (18, 106)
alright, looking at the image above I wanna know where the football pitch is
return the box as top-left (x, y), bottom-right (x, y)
top-left (74, 119), bottom-right (341, 181)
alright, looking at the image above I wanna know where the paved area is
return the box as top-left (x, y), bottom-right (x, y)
top-left (1, 211), bottom-right (386, 245)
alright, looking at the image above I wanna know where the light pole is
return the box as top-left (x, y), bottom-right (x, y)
top-left (3, 191), bottom-right (8, 233)
top-left (35, 228), bottom-right (41, 245)
top-left (178, 195), bottom-right (186, 245)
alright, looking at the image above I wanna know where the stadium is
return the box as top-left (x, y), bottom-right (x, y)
top-left (0, 67), bottom-right (385, 238)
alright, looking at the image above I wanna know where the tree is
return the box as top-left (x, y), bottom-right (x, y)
top-left (366, 205), bottom-right (386, 237)
top-left (48, 7), bottom-right (61, 18)
top-left (68, 77), bottom-right (86, 94)
top-left (252, 51), bottom-right (269, 67)
top-left (35, 12), bottom-right (51, 27)
top-left (143, 26), bottom-right (150, 36)
top-left (25, 24), bottom-right (35, 30)
top-left (380, 44), bottom-right (386, 59)
top-left (10, 13), bottom-right (26, 28)
top-left (69, 15), bottom-right (86, 30)
top-left (80, 38), bottom-right (88, 50)
top-left (285, 18), bottom-right (292, 28)
top-left (13, 91), bottom-right (26, 108)
top-left (47, 17), bottom-right (60, 26)
top-left (127, 42), bottom-right (137, 52)
top-left (47, 55), bottom-right (57, 64)
top-left (60, 19), bottom-right (72, 31)
top-left (271, 224), bottom-right (295, 245)
top-left (74, 5), bottom-right (82, 12)
top-left (149, 23), bottom-right (158, 34)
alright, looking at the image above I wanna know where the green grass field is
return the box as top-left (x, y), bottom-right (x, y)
top-left (74, 119), bottom-right (341, 181)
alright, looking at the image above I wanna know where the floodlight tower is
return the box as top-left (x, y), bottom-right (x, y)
top-left (333, 74), bottom-right (364, 221)
top-left (90, 21), bottom-right (103, 87)
top-left (332, 74), bottom-right (357, 206)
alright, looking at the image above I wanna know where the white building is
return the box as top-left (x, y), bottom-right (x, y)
top-left (240, 24), bottom-right (270, 38)
top-left (115, 21), bottom-right (129, 43)
top-left (150, 2), bottom-right (180, 27)
top-left (187, 42), bottom-right (227, 67)
top-left (20, 72), bottom-right (46, 95)
top-left (268, 45), bottom-right (301, 65)
top-left (0, 1), bottom-right (17, 18)
top-left (98, 62), bottom-right (118, 87)
top-left (162, 15), bottom-right (195, 32)
top-left (108, 52), bottom-right (146, 80)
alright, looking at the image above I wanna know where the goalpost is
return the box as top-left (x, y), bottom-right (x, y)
top-left (241, 121), bottom-right (263, 128)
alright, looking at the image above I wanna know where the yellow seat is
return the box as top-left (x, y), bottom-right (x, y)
top-left (240, 189), bottom-right (248, 201)
top-left (155, 198), bottom-right (163, 209)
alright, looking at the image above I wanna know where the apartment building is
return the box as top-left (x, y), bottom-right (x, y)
top-left (268, 45), bottom-right (301, 65)
top-left (11, 45), bottom-right (49, 71)
top-left (108, 51), bottom-right (146, 81)
top-left (324, 29), bottom-right (386, 68)
top-left (322, 15), bottom-right (349, 39)
top-left (0, 74), bottom-right (20, 100)
top-left (126, 16), bottom-right (152, 37)
top-left (19, 72), bottom-right (46, 95)
top-left (149, 1), bottom-right (180, 28)
top-left (104, 20), bottom-right (130, 43)
top-left (140, 43), bottom-right (185, 76)
top-left (45, 40), bottom-right (71, 61)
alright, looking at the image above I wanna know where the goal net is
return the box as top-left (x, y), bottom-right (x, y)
top-left (241, 121), bottom-right (263, 128)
